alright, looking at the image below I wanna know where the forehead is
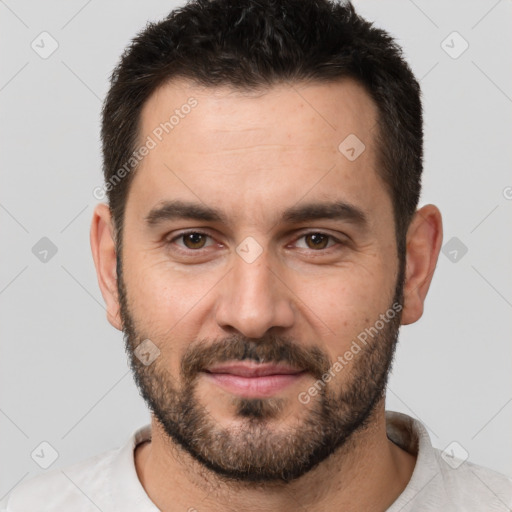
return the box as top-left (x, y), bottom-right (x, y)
top-left (139, 78), bottom-right (378, 154)
top-left (128, 78), bottom-right (387, 229)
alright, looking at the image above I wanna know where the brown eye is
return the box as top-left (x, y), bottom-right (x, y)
top-left (304, 233), bottom-right (330, 250)
top-left (181, 232), bottom-right (208, 249)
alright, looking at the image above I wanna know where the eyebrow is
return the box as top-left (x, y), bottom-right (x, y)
top-left (145, 199), bottom-right (369, 230)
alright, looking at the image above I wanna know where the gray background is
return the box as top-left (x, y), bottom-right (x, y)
top-left (1, 0), bottom-right (511, 501)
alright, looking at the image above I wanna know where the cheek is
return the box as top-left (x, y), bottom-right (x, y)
top-left (120, 257), bottom-right (205, 376)
top-left (123, 255), bottom-right (169, 312)
top-left (300, 263), bottom-right (394, 354)
top-left (121, 250), bottom-right (218, 336)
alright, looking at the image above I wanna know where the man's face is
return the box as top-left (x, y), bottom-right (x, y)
top-left (118, 79), bottom-right (403, 482)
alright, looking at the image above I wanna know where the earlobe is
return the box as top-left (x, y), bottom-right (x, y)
top-left (90, 203), bottom-right (123, 331)
top-left (400, 204), bottom-right (443, 326)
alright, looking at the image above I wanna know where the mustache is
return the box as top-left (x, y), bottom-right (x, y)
top-left (180, 333), bottom-right (331, 384)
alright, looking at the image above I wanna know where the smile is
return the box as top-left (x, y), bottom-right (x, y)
top-left (202, 362), bottom-right (307, 398)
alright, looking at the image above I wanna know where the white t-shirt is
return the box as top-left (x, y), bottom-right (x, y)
top-left (2, 411), bottom-right (511, 511)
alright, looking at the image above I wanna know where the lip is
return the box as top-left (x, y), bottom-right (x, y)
top-left (205, 362), bottom-right (304, 377)
top-left (202, 362), bottom-right (306, 398)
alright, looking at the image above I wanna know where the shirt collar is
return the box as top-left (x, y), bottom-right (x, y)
top-left (108, 411), bottom-right (438, 511)
top-left (109, 423), bottom-right (158, 512)
top-left (385, 410), bottom-right (442, 510)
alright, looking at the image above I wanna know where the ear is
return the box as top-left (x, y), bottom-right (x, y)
top-left (90, 203), bottom-right (123, 330)
top-left (400, 204), bottom-right (443, 326)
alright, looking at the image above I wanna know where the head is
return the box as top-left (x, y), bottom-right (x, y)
top-left (91, 0), bottom-right (442, 483)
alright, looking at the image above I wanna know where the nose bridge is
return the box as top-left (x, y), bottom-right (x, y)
top-left (215, 240), bottom-right (294, 337)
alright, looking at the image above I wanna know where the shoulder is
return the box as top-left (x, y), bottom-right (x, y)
top-left (0, 445), bottom-right (121, 512)
top-left (431, 447), bottom-right (512, 511)
top-left (386, 411), bottom-right (512, 511)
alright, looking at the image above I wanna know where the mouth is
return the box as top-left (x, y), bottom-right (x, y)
top-left (202, 362), bottom-right (307, 398)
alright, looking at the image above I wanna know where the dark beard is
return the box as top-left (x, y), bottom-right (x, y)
top-left (117, 253), bottom-right (405, 483)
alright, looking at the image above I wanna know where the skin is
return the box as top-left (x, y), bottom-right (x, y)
top-left (91, 78), bottom-right (443, 511)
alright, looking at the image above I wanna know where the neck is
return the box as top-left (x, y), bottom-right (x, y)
top-left (135, 403), bottom-right (416, 512)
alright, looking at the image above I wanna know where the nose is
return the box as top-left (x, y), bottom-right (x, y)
top-left (214, 246), bottom-right (295, 339)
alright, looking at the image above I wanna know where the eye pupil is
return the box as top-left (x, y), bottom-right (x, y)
top-left (184, 233), bottom-right (206, 249)
top-left (306, 233), bottom-right (328, 250)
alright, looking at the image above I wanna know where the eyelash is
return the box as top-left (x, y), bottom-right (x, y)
top-left (166, 230), bottom-right (346, 254)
